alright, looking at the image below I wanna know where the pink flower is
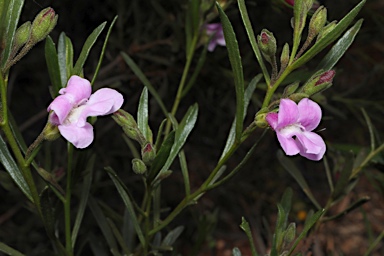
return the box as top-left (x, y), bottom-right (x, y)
top-left (204, 23), bottom-right (226, 52)
top-left (47, 75), bottom-right (124, 148)
top-left (266, 98), bottom-right (326, 161)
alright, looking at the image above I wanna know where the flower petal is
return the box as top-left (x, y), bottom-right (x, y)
top-left (276, 99), bottom-right (299, 129)
top-left (58, 122), bottom-right (94, 149)
top-left (296, 131), bottom-right (326, 161)
top-left (266, 112), bottom-right (278, 130)
top-left (277, 132), bottom-right (300, 156)
top-left (61, 75), bottom-right (92, 105)
top-left (48, 96), bottom-right (73, 125)
top-left (297, 98), bottom-right (322, 131)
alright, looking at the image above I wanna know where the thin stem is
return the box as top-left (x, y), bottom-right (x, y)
top-left (64, 143), bottom-right (74, 255)
top-left (351, 143), bottom-right (384, 179)
top-left (148, 122), bottom-right (258, 236)
top-left (164, 34), bottom-right (199, 136)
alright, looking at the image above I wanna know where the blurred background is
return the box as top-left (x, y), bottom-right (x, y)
top-left (1, 0), bottom-right (384, 255)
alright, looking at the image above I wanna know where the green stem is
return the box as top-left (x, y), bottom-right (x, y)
top-left (164, 34), bottom-right (199, 136)
top-left (148, 123), bottom-right (258, 236)
top-left (64, 143), bottom-right (74, 255)
top-left (350, 143), bottom-right (384, 179)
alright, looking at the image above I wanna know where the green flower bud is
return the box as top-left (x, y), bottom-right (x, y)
top-left (30, 7), bottom-right (58, 44)
top-left (317, 20), bottom-right (337, 42)
top-left (43, 120), bottom-right (60, 141)
top-left (300, 70), bottom-right (335, 95)
top-left (13, 21), bottom-right (31, 51)
top-left (284, 222), bottom-right (296, 244)
top-left (112, 110), bottom-right (146, 145)
top-left (257, 29), bottom-right (277, 64)
top-left (308, 6), bottom-right (327, 40)
top-left (282, 81), bottom-right (299, 98)
top-left (141, 143), bottom-right (156, 166)
top-left (132, 158), bottom-right (147, 174)
top-left (255, 112), bottom-right (268, 128)
top-left (280, 43), bottom-right (290, 71)
top-left (288, 93), bottom-right (309, 102)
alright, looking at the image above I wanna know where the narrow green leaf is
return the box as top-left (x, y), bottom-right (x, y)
top-left (179, 150), bottom-right (190, 196)
top-left (1, 0), bottom-right (24, 67)
top-left (105, 167), bottom-right (146, 248)
top-left (88, 196), bottom-right (120, 256)
top-left (65, 36), bottom-right (74, 77)
top-left (73, 22), bottom-right (106, 75)
top-left (237, 0), bottom-right (270, 83)
top-left (121, 52), bottom-right (168, 116)
top-left (0, 242), bottom-right (25, 256)
top-left (292, 0), bottom-right (366, 69)
top-left (240, 217), bottom-right (258, 256)
top-left (161, 226), bottom-right (184, 247)
top-left (280, 188), bottom-right (292, 224)
top-left (332, 157), bottom-right (353, 200)
top-left (58, 32), bottom-right (68, 87)
top-left (148, 131), bottom-right (175, 181)
top-left (106, 218), bottom-right (131, 255)
top-left (0, 135), bottom-right (32, 201)
top-left (232, 247), bottom-right (242, 256)
top-left (137, 87), bottom-right (151, 141)
top-left (277, 151), bottom-right (321, 210)
top-left (220, 74), bottom-right (261, 161)
top-left (217, 3), bottom-right (244, 142)
top-left (40, 188), bottom-right (56, 237)
top-left (72, 155), bottom-right (95, 247)
top-left (91, 16), bottom-right (118, 85)
top-left (316, 19), bottom-right (363, 71)
top-left (154, 104), bottom-right (198, 182)
top-left (45, 36), bottom-right (62, 95)
top-left (287, 209), bottom-right (324, 255)
top-left (361, 108), bottom-right (375, 152)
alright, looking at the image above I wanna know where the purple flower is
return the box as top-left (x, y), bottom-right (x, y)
top-left (47, 75), bottom-right (124, 149)
top-left (204, 23), bottom-right (226, 52)
top-left (266, 98), bottom-right (326, 161)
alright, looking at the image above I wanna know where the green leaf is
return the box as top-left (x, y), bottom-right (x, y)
top-left (287, 209), bottom-right (324, 255)
top-left (57, 32), bottom-right (69, 87)
top-left (45, 36), bottom-right (62, 96)
top-left (232, 247), bottom-right (242, 256)
top-left (72, 155), bottom-right (95, 247)
top-left (179, 150), bottom-right (190, 196)
top-left (220, 74), bottom-right (261, 161)
top-left (161, 226), bottom-right (184, 247)
top-left (121, 52), bottom-right (168, 116)
top-left (292, 0), bottom-right (366, 69)
top-left (105, 167), bottom-right (145, 248)
top-left (91, 16), bottom-right (118, 85)
top-left (280, 187), bottom-right (293, 217)
top-left (40, 188), bottom-right (56, 237)
top-left (88, 196), bottom-right (121, 256)
top-left (154, 104), bottom-right (198, 182)
top-left (185, 0), bottom-right (200, 54)
top-left (0, 135), bottom-right (32, 201)
top-left (148, 131), bottom-right (175, 181)
top-left (316, 19), bottom-right (363, 71)
top-left (240, 217), bottom-right (258, 256)
top-left (0, 242), bottom-right (25, 256)
top-left (137, 87), bottom-right (152, 142)
top-left (65, 36), bottom-right (74, 77)
top-left (217, 3), bottom-right (244, 142)
top-left (0, 0), bottom-right (24, 67)
top-left (332, 156), bottom-right (353, 200)
top-left (73, 22), bottom-right (106, 76)
top-left (237, 0), bottom-right (270, 83)
top-left (277, 151), bottom-right (321, 210)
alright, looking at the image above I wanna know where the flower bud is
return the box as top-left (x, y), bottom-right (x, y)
top-left (300, 70), bottom-right (335, 95)
top-left (13, 22), bottom-right (31, 51)
top-left (43, 120), bottom-right (60, 141)
top-left (284, 222), bottom-right (296, 244)
top-left (255, 112), bottom-right (268, 128)
top-left (257, 29), bottom-right (277, 64)
top-left (132, 158), bottom-right (147, 175)
top-left (280, 43), bottom-right (290, 70)
top-left (308, 6), bottom-right (327, 40)
top-left (30, 7), bottom-right (58, 44)
top-left (282, 81), bottom-right (299, 98)
top-left (141, 143), bottom-right (156, 166)
top-left (112, 110), bottom-right (146, 145)
top-left (317, 20), bottom-right (337, 42)
top-left (288, 93), bottom-right (309, 102)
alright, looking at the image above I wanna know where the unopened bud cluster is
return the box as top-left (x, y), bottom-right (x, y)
top-left (113, 109), bottom-right (157, 175)
top-left (2, 7), bottom-right (58, 73)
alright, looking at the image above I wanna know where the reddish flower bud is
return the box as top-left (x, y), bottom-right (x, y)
top-left (315, 70), bottom-right (335, 86)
